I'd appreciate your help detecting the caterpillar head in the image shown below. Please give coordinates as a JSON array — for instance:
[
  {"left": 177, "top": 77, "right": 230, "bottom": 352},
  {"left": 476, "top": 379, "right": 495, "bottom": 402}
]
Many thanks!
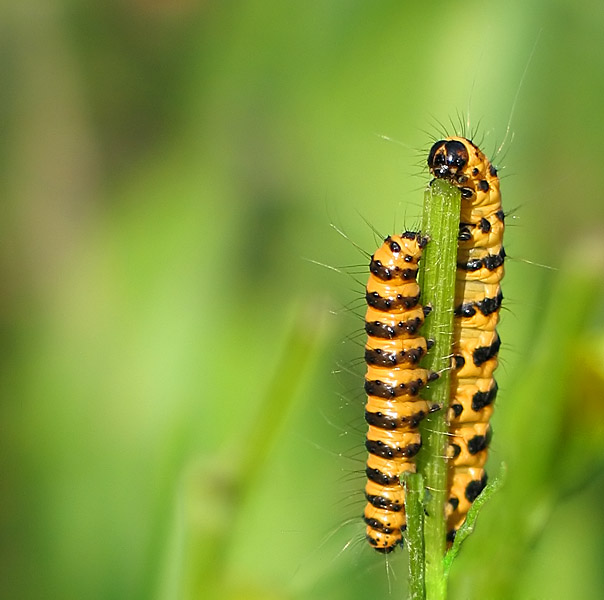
[{"left": 427, "top": 138, "right": 470, "bottom": 183}]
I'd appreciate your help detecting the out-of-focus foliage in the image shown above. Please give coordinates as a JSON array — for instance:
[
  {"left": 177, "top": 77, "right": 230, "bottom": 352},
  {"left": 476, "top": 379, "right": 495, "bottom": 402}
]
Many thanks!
[{"left": 2, "top": 2, "right": 604, "bottom": 599}]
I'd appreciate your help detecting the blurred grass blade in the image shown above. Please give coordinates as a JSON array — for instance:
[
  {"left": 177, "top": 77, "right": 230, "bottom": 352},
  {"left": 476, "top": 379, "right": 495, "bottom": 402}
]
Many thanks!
[{"left": 179, "top": 300, "right": 331, "bottom": 600}]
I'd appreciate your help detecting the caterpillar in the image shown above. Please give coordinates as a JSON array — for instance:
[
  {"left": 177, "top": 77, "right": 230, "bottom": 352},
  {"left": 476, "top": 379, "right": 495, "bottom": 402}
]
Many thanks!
[
  {"left": 363, "top": 232, "right": 438, "bottom": 552},
  {"left": 427, "top": 136, "right": 504, "bottom": 543}
]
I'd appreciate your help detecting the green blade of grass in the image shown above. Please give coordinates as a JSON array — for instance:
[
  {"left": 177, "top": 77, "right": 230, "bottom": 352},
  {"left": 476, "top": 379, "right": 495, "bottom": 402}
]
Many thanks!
[
  {"left": 415, "top": 179, "right": 461, "bottom": 600},
  {"left": 405, "top": 472, "right": 426, "bottom": 600},
  {"left": 443, "top": 463, "right": 507, "bottom": 577}
]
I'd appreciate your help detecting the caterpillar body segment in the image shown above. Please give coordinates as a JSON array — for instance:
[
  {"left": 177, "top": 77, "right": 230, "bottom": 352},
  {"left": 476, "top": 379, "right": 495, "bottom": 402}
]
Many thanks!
[
  {"left": 363, "top": 232, "right": 438, "bottom": 553},
  {"left": 427, "top": 136, "right": 504, "bottom": 543}
]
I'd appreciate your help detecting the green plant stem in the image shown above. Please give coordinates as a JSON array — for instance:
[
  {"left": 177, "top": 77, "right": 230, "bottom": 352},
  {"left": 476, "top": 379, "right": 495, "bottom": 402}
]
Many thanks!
[
  {"left": 416, "top": 179, "right": 461, "bottom": 600},
  {"left": 405, "top": 472, "right": 426, "bottom": 600}
]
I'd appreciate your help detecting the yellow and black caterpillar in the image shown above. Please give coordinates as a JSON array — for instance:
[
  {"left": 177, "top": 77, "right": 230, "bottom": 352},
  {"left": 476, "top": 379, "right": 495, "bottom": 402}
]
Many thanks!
[
  {"left": 363, "top": 232, "right": 438, "bottom": 552},
  {"left": 427, "top": 136, "right": 504, "bottom": 542}
]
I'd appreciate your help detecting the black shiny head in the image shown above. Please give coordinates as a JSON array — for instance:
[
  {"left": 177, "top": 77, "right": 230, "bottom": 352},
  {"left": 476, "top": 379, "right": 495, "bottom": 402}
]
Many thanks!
[{"left": 427, "top": 139, "right": 470, "bottom": 181}]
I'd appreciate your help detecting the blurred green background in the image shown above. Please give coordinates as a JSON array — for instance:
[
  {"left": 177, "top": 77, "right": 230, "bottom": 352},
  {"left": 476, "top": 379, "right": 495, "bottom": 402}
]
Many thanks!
[{"left": 3, "top": 1, "right": 604, "bottom": 599}]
